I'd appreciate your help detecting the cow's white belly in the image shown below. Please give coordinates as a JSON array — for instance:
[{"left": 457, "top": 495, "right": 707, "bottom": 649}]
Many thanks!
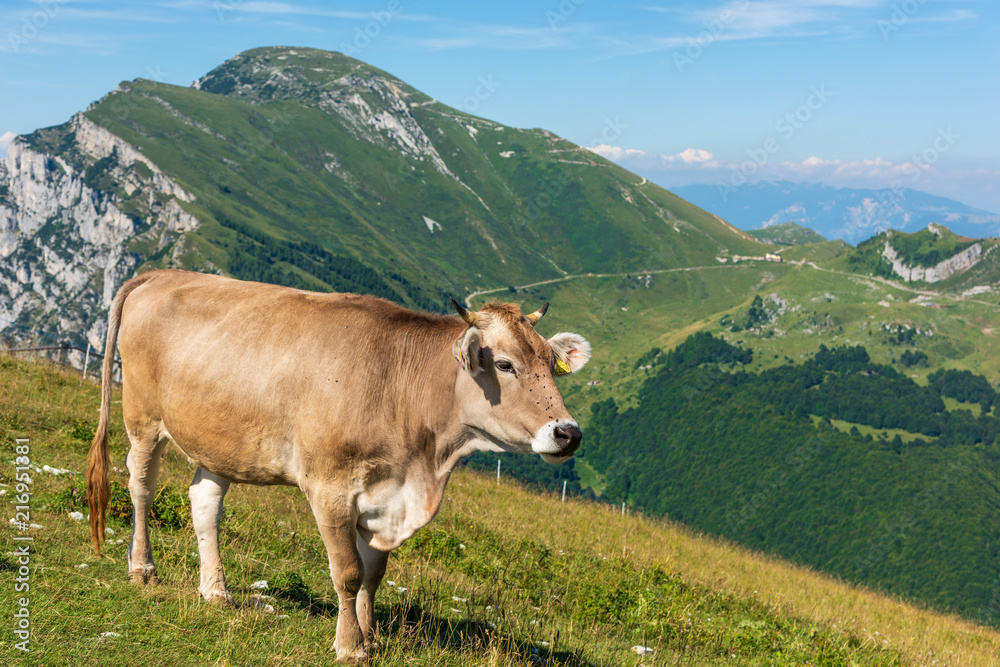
[{"left": 355, "top": 474, "right": 442, "bottom": 552}]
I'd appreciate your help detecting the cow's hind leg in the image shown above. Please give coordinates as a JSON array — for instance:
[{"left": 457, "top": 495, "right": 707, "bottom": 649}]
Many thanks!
[
  {"left": 356, "top": 537, "right": 389, "bottom": 643},
  {"left": 125, "top": 424, "right": 168, "bottom": 584},
  {"left": 189, "top": 468, "right": 233, "bottom": 604},
  {"left": 307, "top": 488, "right": 366, "bottom": 664}
]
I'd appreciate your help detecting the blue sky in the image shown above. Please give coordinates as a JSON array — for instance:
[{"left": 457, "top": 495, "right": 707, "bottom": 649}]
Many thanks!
[{"left": 1, "top": 0, "right": 998, "bottom": 211}]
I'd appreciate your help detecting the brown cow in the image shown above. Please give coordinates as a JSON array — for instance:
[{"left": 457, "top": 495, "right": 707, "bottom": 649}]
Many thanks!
[{"left": 86, "top": 269, "right": 591, "bottom": 663}]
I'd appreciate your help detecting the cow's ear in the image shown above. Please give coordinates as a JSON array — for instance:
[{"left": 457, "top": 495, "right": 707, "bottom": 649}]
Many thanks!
[
  {"left": 454, "top": 327, "right": 484, "bottom": 376},
  {"left": 548, "top": 333, "right": 592, "bottom": 375}
]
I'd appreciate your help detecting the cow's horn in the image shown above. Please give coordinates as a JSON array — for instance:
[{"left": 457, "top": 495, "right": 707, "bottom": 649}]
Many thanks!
[
  {"left": 525, "top": 302, "right": 549, "bottom": 326},
  {"left": 450, "top": 297, "right": 477, "bottom": 326}
]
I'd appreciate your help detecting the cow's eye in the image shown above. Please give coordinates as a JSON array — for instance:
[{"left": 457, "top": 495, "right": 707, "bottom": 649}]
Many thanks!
[{"left": 495, "top": 360, "right": 516, "bottom": 374}]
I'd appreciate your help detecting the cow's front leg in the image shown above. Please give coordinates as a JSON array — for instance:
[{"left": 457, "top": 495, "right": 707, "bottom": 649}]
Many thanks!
[
  {"left": 309, "top": 493, "right": 366, "bottom": 664},
  {"left": 356, "top": 537, "right": 389, "bottom": 642}
]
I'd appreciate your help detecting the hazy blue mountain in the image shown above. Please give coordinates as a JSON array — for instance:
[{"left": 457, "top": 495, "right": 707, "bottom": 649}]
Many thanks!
[{"left": 671, "top": 181, "right": 1000, "bottom": 244}]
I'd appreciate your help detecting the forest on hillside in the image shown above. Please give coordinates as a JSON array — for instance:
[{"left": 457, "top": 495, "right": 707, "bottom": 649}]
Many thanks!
[
  {"left": 489, "top": 332, "right": 1000, "bottom": 627},
  {"left": 216, "top": 217, "right": 441, "bottom": 311}
]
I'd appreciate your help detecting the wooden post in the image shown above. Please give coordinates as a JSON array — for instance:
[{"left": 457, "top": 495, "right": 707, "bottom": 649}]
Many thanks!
[
  {"left": 496, "top": 459, "right": 501, "bottom": 484},
  {"left": 82, "top": 343, "right": 91, "bottom": 380},
  {"left": 621, "top": 501, "right": 625, "bottom": 516},
  {"left": 562, "top": 480, "right": 567, "bottom": 502}
]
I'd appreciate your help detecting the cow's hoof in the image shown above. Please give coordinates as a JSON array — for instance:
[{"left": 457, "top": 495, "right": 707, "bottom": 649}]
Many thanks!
[
  {"left": 201, "top": 589, "right": 234, "bottom": 605},
  {"left": 128, "top": 567, "right": 158, "bottom": 585},
  {"left": 333, "top": 641, "right": 367, "bottom": 664}
]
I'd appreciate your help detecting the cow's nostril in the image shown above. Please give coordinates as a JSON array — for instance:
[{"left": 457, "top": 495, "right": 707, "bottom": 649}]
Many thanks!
[{"left": 554, "top": 425, "right": 582, "bottom": 453}]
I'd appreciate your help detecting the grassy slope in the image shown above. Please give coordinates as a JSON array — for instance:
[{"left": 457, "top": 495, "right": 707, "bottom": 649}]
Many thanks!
[
  {"left": 468, "top": 256, "right": 1000, "bottom": 429},
  {"left": 743, "top": 263, "right": 1000, "bottom": 382},
  {"left": 6, "top": 356, "right": 1000, "bottom": 665},
  {"left": 778, "top": 240, "right": 850, "bottom": 262},
  {"left": 748, "top": 222, "right": 827, "bottom": 246}
]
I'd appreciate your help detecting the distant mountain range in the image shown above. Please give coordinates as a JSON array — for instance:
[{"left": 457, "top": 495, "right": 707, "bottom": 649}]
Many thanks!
[{"left": 671, "top": 181, "right": 1000, "bottom": 244}]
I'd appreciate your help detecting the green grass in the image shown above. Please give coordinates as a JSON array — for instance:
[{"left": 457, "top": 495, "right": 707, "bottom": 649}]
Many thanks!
[
  {"left": 702, "top": 262, "right": 1000, "bottom": 383},
  {"left": 748, "top": 222, "right": 827, "bottom": 246},
  {"left": 778, "top": 240, "right": 850, "bottom": 262},
  {"left": 474, "top": 263, "right": 798, "bottom": 415},
  {"left": 572, "top": 459, "right": 604, "bottom": 496},
  {"left": 812, "top": 415, "right": 928, "bottom": 444},
  {"left": 6, "top": 354, "right": 989, "bottom": 665},
  {"left": 943, "top": 396, "right": 984, "bottom": 418}
]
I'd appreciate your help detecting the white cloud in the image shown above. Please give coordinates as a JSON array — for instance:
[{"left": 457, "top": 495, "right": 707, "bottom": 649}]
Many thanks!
[
  {"left": 222, "top": 2, "right": 434, "bottom": 21},
  {"left": 404, "top": 21, "right": 595, "bottom": 51},
  {"left": 0, "top": 131, "right": 15, "bottom": 157},
  {"left": 618, "top": 0, "right": 974, "bottom": 58},
  {"left": 769, "top": 156, "right": 930, "bottom": 183},
  {"left": 596, "top": 145, "right": 937, "bottom": 187},
  {"left": 588, "top": 145, "right": 647, "bottom": 161},
  {"left": 589, "top": 145, "right": 719, "bottom": 168}
]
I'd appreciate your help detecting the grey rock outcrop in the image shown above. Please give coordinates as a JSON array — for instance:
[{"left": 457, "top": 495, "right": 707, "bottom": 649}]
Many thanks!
[
  {"left": 0, "top": 114, "right": 201, "bottom": 353},
  {"left": 881, "top": 238, "right": 983, "bottom": 283}
]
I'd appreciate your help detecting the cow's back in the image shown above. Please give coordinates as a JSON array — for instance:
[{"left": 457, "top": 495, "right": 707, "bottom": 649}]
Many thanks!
[{"left": 117, "top": 270, "right": 463, "bottom": 486}]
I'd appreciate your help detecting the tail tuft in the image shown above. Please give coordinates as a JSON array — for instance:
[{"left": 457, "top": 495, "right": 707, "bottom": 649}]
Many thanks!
[{"left": 85, "top": 271, "right": 155, "bottom": 556}]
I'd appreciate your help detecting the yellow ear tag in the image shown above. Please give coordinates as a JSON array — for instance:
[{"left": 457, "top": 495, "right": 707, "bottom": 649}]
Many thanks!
[{"left": 554, "top": 359, "right": 572, "bottom": 376}]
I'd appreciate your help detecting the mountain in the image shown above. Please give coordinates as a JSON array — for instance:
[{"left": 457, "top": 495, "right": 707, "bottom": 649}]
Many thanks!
[
  {"left": 670, "top": 181, "right": 1000, "bottom": 244},
  {"left": 747, "top": 221, "right": 826, "bottom": 245},
  {"left": 836, "top": 224, "right": 1000, "bottom": 290},
  {"left": 0, "top": 46, "right": 762, "bottom": 352}
]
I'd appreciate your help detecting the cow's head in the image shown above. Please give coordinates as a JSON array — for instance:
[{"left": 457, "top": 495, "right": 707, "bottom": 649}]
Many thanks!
[{"left": 451, "top": 298, "right": 591, "bottom": 463}]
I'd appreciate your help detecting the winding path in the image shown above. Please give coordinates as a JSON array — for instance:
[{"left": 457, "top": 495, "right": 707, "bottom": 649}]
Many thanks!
[
  {"left": 464, "top": 260, "right": 999, "bottom": 310},
  {"left": 463, "top": 264, "right": 739, "bottom": 307}
]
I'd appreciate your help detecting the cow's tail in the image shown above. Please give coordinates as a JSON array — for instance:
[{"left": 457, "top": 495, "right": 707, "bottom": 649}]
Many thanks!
[{"left": 86, "top": 272, "right": 156, "bottom": 556}]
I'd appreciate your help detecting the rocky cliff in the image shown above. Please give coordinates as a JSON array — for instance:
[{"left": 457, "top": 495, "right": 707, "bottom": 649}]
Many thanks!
[
  {"left": 0, "top": 112, "right": 202, "bottom": 350},
  {"left": 881, "top": 238, "right": 983, "bottom": 283}
]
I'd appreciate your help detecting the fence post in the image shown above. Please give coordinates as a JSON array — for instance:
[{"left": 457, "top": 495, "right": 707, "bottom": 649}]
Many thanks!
[
  {"left": 82, "top": 343, "right": 91, "bottom": 380},
  {"left": 496, "top": 459, "right": 501, "bottom": 484},
  {"left": 621, "top": 501, "right": 625, "bottom": 516},
  {"left": 562, "top": 480, "right": 567, "bottom": 502}
]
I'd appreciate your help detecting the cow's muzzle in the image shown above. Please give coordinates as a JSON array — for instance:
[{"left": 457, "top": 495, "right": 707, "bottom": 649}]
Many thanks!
[
  {"left": 532, "top": 419, "right": 583, "bottom": 462},
  {"left": 553, "top": 425, "right": 582, "bottom": 455}
]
